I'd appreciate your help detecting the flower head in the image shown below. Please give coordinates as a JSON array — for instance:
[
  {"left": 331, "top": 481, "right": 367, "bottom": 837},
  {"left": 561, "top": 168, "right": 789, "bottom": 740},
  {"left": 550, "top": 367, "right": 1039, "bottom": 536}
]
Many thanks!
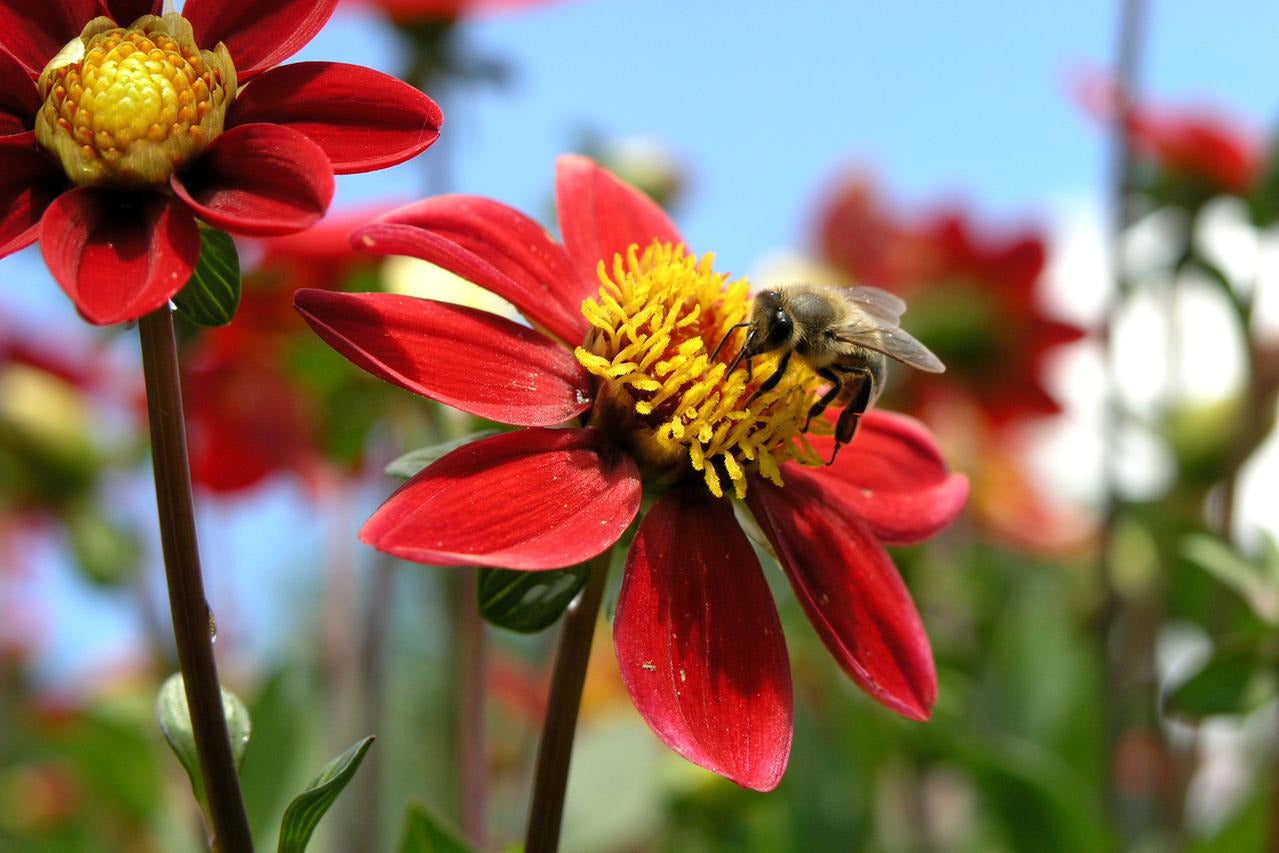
[
  {"left": 295, "top": 156, "right": 968, "bottom": 790},
  {"left": 0, "top": 0, "right": 442, "bottom": 325}
]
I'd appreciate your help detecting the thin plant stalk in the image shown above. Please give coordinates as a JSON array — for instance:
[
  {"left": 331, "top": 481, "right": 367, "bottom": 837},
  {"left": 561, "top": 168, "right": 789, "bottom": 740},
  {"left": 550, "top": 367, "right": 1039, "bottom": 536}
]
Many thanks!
[
  {"left": 1098, "top": 0, "right": 1147, "bottom": 837},
  {"left": 456, "top": 570, "right": 488, "bottom": 847},
  {"left": 139, "top": 307, "right": 253, "bottom": 852},
  {"left": 524, "top": 553, "right": 611, "bottom": 853}
]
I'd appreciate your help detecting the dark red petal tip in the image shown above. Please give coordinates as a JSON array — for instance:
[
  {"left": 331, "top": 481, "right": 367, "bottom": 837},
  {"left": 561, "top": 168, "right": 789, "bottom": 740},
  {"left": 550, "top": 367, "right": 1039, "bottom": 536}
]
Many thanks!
[
  {"left": 747, "top": 473, "right": 937, "bottom": 721},
  {"left": 555, "top": 154, "right": 682, "bottom": 281},
  {"left": 360, "top": 428, "right": 641, "bottom": 570},
  {"left": 172, "top": 123, "right": 334, "bottom": 237},
  {"left": 0, "top": 134, "right": 66, "bottom": 257},
  {"left": 228, "top": 62, "right": 442, "bottom": 174},
  {"left": 182, "top": 0, "right": 339, "bottom": 80},
  {"left": 350, "top": 195, "right": 592, "bottom": 344},
  {"left": 40, "top": 189, "right": 200, "bottom": 325},
  {"left": 615, "top": 488, "right": 793, "bottom": 791},
  {"left": 293, "top": 289, "right": 592, "bottom": 426},
  {"left": 0, "top": 0, "right": 97, "bottom": 77}
]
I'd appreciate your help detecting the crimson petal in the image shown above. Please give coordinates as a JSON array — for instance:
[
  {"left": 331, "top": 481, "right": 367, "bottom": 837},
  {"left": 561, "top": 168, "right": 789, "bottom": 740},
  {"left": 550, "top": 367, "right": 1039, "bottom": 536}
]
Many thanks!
[
  {"left": 0, "top": 134, "right": 66, "bottom": 257},
  {"left": 362, "top": 428, "right": 641, "bottom": 570},
  {"left": 0, "top": 47, "right": 39, "bottom": 136},
  {"left": 798, "top": 410, "right": 968, "bottom": 544},
  {"left": 747, "top": 472, "right": 937, "bottom": 721},
  {"left": 556, "top": 154, "right": 682, "bottom": 283},
  {"left": 172, "top": 123, "right": 333, "bottom": 237},
  {"left": 352, "top": 196, "right": 592, "bottom": 345},
  {"left": 228, "top": 62, "right": 441, "bottom": 174},
  {"left": 182, "top": 0, "right": 338, "bottom": 81},
  {"left": 101, "top": 0, "right": 161, "bottom": 23},
  {"left": 615, "top": 487, "right": 792, "bottom": 791},
  {"left": 294, "top": 289, "right": 592, "bottom": 426},
  {"left": 40, "top": 188, "right": 200, "bottom": 325},
  {"left": 0, "top": 0, "right": 96, "bottom": 77}
]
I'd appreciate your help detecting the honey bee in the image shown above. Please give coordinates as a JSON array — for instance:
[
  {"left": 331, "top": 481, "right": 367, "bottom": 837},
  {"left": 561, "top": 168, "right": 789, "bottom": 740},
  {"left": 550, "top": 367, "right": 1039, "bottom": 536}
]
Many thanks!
[{"left": 711, "top": 284, "right": 945, "bottom": 464}]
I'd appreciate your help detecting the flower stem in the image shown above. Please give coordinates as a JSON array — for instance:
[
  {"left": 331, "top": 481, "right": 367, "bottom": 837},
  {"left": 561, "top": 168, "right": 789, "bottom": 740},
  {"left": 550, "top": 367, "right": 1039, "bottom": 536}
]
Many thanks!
[
  {"left": 524, "top": 552, "right": 611, "bottom": 853},
  {"left": 455, "top": 570, "right": 488, "bottom": 847},
  {"left": 138, "top": 307, "right": 253, "bottom": 852}
]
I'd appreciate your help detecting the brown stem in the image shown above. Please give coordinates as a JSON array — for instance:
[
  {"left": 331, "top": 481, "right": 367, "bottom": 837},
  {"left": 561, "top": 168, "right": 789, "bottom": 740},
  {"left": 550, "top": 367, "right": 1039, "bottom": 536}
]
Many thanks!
[
  {"left": 455, "top": 570, "right": 489, "bottom": 847},
  {"left": 523, "top": 553, "right": 610, "bottom": 853},
  {"left": 1098, "top": 0, "right": 1147, "bottom": 837},
  {"left": 139, "top": 308, "right": 253, "bottom": 852}
]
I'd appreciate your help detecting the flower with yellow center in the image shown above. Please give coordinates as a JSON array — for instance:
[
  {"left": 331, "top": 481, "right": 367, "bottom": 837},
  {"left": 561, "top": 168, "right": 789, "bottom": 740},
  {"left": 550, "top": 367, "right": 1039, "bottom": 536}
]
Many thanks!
[
  {"left": 296, "top": 155, "right": 969, "bottom": 792},
  {"left": 0, "top": 0, "right": 442, "bottom": 325},
  {"left": 575, "top": 240, "right": 824, "bottom": 498}
]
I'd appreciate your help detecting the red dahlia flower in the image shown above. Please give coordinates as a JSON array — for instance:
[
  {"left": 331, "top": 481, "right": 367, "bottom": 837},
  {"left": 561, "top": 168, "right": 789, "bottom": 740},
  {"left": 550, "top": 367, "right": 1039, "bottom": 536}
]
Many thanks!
[
  {"left": 0, "top": 0, "right": 441, "bottom": 325},
  {"left": 295, "top": 156, "right": 968, "bottom": 790}
]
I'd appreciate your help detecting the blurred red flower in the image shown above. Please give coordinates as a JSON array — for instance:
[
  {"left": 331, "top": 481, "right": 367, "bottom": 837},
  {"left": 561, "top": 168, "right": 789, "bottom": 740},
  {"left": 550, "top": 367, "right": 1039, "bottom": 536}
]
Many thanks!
[
  {"left": 1077, "top": 76, "right": 1262, "bottom": 196},
  {"left": 815, "top": 176, "right": 1085, "bottom": 430},
  {"left": 182, "top": 213, "right": 380, "bottom": 494},
  {"left": 0, "top": 0, "right": 441, "bottom": 325},
  {"left": 296, "top": 156, "right": 967, "bottom": 790}
]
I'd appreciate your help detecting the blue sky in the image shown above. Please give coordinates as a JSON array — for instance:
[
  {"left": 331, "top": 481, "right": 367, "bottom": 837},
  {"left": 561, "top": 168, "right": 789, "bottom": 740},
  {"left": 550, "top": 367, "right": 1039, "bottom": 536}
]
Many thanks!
[{"left": 6, "top": 0, "right": 1279, "bottom": 682}]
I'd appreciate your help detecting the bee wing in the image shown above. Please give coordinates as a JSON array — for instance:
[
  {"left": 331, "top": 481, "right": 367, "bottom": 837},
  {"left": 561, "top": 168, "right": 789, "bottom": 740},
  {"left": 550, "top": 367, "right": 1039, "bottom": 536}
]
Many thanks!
[
  {"left": 835, "top": 319, "right": 946, "bottom": 374},
  {"left": 844, "top": 285, "right": 907, "bottom": 324}
]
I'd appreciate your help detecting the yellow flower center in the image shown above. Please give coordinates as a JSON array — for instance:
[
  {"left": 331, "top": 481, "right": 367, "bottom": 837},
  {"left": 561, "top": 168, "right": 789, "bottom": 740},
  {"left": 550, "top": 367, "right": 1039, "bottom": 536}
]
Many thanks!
[
  {"left": 576, "top": 241, "right": 826, "bottom": 499},
  {"left": 35, "top": 14, "right": 236, "bottom": 188}
]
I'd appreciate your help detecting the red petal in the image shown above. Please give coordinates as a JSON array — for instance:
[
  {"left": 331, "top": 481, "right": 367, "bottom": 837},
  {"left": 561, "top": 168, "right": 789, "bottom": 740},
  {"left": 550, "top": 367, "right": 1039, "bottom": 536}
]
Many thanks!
[
  {"left": 182, "top": 0, "right": 338, "bottom": 81},
  {"left": 556, "top": 154, "right": 682, "bottom": 281},
  {"left": 746, "top": 472, "right": 936, "bottom": 720},
  {"left": 293, "top": 289, "right": 592, "bottom": 426},
  {"left": 0, "top": 47, "right": 39, "bottom": 135},
  {"left": 0, "top": 0, "right": 96, "bottom": 77},
  {"left": 102, "top": 0, "right": 161, "bottom": 23},
  {"left": 0, "top": 134, "right": 65, "bottom": 257},
  {"left": 40, "top": 189, "right": 200, "bottom": 325},
  {"left": 799, "top": 410, "right": 968, "bottom": 545},
  {"left": 362, "top": 428, "right": 641, "bottom": 570},
  {"left": 352, "top": 196, "right": 592, "bottom": 345},
  {"left": 172, "top": 123, "right": 334, "bottom": 236},
  {"left": 614, "top": 488, "right": 792, "bottom": 791},
  {"left": 228, "top": 62, "right": 441, "bottom": 174}
]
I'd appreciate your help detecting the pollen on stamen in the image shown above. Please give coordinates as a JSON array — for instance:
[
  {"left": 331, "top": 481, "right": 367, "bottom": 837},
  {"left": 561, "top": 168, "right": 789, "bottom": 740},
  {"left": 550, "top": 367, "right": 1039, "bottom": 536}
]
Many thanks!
[{"left": 575, "top": 240, "right": 825, "bottom": 499}]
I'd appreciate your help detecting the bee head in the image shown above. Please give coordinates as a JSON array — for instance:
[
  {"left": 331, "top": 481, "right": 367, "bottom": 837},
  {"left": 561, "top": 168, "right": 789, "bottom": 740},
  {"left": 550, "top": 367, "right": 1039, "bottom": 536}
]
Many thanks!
[{"left": 749, "top": 289, "right": 793, "bottom": 354}]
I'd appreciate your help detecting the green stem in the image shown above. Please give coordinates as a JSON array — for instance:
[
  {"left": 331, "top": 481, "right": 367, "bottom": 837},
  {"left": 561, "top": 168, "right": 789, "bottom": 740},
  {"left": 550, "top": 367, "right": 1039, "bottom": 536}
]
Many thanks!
[
  {"left": 456, "top": 570, "right": 488, "bottom": 848},
  {"left": 523, "top": 552, "right": 611, "bottom": 853},
  {"left": 139, "top": 308, "right": 253, "bottom": 852}
]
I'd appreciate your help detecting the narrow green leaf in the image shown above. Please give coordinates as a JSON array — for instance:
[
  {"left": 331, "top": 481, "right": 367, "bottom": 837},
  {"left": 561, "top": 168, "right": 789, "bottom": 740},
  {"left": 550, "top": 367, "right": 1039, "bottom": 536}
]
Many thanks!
[
  {"left": 396, "top": 801, "right": 477, "bottom": 853},
  {"left": 1163, "top": 644, "right": 1274, "bottom": 720},
  {"left": 478, "top": 564, "right": 588, "bottom": 633},
  {"left": 1184, "top": 533, "right": 1279, "bottom": 625},
  {"left": 156, "top": 673, "right": 252, "bottom": 806},
  {"left": 385, "top": 430, "right": 501, "bottom": 479},
  {"left": 277, "top": 736, "right": 375, "bottom": 853},
  {"left": 173, "top": 227, "right": 241, "bottom": 327}
]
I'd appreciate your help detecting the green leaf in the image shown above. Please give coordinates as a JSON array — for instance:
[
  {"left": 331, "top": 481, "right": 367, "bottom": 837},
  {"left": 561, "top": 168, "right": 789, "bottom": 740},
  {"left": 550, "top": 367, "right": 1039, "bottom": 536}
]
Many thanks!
[
  {"left": 478, "top": 564, "right": 588, "bottom": 633},
  {"left": 385, "top": 430, "right": 501, "bottom": 479},
  {"left": 396, "top": 801, "right": 477, "bottom": 853},
  {"left": 1184, "top": 533, "right": 1279, "bottom": 625},
  {"left": 277, "top": 736, "right": 375, "bottom": 853},
  {"left": 1163, "top": 643, "right": 1274, "bottom": 720},
  {"left": 156, "top": 673, "right": 252, "bottom": 806},
  {"left": 173, "top": 227, "right": 241, "bottom": 327}
]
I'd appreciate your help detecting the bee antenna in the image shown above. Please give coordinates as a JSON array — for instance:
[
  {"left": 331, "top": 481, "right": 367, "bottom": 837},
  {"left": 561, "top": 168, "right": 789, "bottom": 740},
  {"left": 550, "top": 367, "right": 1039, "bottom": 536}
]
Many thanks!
[
  {"left": 724, "top": 328, "right": 755, "bottom": 377},
  {"left": 709, "top": 321, "right": 751, "bottom": 363}
]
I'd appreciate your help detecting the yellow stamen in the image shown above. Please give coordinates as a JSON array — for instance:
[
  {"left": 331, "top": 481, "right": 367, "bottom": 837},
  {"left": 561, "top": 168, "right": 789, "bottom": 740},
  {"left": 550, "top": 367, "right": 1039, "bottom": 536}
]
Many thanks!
[
  {"left": 576, "top": 241, "right": 825, "bottom": 499},
  {"left": 34, "top": 13, "right": 236, "bottom": 188}
]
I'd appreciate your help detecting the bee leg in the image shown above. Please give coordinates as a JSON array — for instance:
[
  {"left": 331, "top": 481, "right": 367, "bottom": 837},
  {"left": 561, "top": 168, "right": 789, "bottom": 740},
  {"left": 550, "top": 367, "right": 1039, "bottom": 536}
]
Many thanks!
[
  {"left": 828, "top": 369, "right": 875, "bottom": 465},
  {"left": 745, "top": 350, "right": 790, "bottom": 405},
  {"left": 803, "top": 368, "right": 843, "bottom": 433}
]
